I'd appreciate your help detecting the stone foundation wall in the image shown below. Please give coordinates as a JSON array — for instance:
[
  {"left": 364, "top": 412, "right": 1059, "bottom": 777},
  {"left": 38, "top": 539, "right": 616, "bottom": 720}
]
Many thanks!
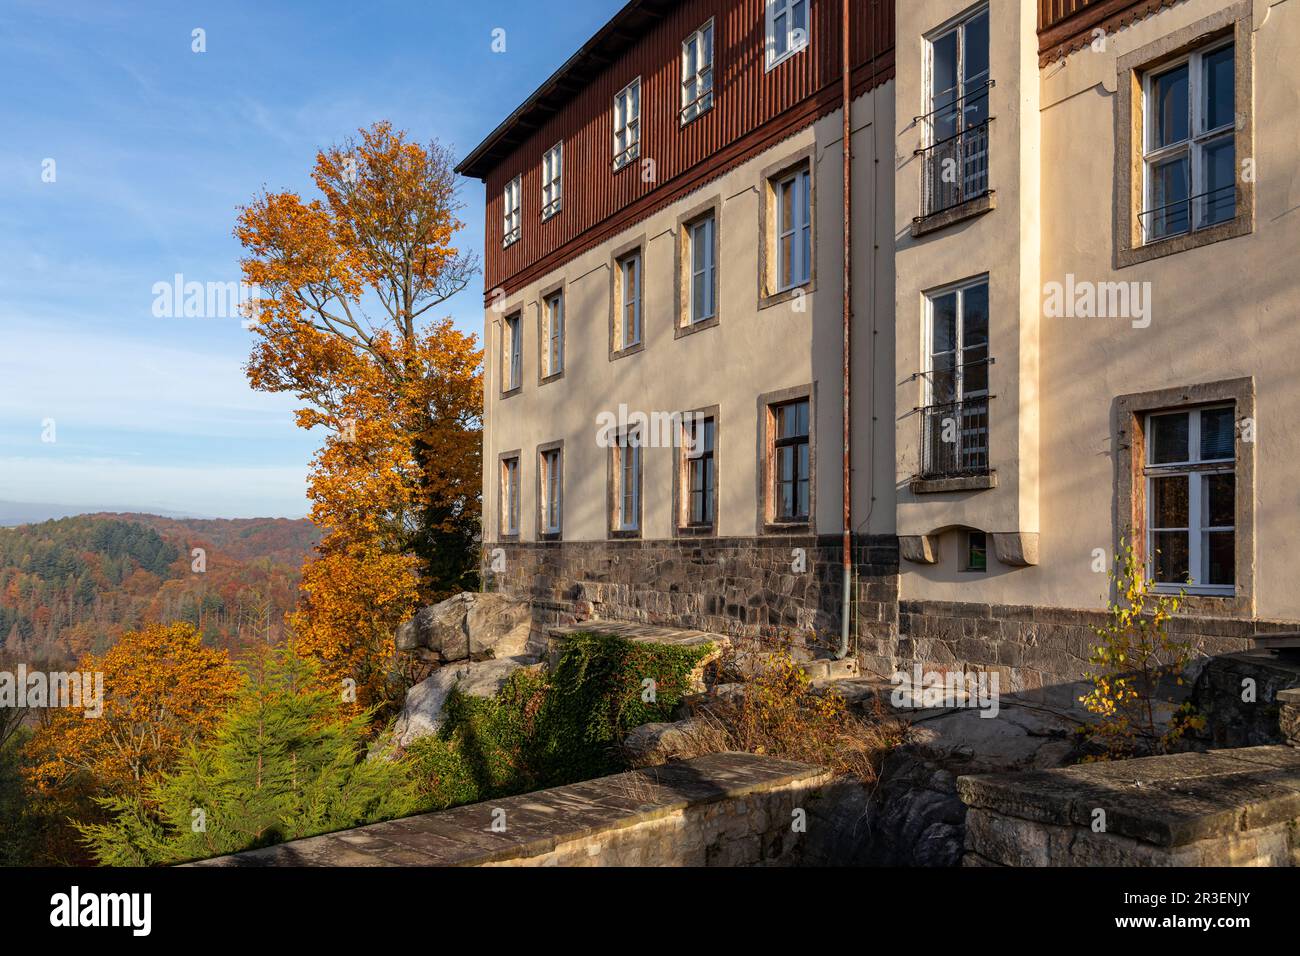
[
  {"left": 483, "top": 534, "right": 899, "bottom": 667},
  {"left": 898, "top": 599, "right": 1300, "bottom": 706}
]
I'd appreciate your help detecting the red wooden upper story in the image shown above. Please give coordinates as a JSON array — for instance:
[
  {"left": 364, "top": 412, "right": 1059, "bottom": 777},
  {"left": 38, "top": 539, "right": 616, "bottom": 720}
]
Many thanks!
[
  {"left": 457, "top": 0, "right": 896, "bottom": 300},
  {"left": 456, "top": 0, "right": 1172, "bottom": 299}
]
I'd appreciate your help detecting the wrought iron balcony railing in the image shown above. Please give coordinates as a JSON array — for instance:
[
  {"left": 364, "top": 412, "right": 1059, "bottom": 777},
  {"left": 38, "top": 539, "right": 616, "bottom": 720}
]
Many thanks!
[
  {"left": 1138, "top": 183, "right": 1236, "bottom": 242},
  {"left": 918, "top": 396, "right": 991, "bottom": 480},
  {"left": 915, "top": 81, "right": 994, "bottom": 219}
]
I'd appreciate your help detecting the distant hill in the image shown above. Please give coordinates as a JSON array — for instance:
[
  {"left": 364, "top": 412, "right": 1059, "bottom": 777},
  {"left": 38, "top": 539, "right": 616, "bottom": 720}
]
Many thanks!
[
  {"left": 0, "top": 514, "right": 321, "bottom": 665},
  {"left": 0, "top": 500, "right": 206, "bottom": 527}
]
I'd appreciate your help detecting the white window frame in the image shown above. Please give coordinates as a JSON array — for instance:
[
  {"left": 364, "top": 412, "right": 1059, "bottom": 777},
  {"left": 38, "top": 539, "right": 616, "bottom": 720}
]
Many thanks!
[
  {"left": 613, "top": 77, "right": 641, "bottom": 171},
  {"left": 684, "top": 416, "right": 716, "bottom": 527},
  {"left": 501, "top": 456, "right": 520, "bottom": 536},
  {"left": 544, "top": 291, "right": 564, "bottom": 377},
  {"left": 922, "top": 5, "right": 991, "bottom": 205},
  {"left": 619, "top": 252, "right": 641, "bottom": 348},
  {"left": 540, "top": 448, "right": 562, "bottom": 535},
  {"left": 775, "top": 166, "right": 811, "bottom": 291},
  {"left": 1145, "top": 405, "right": 1236, "bottom": 596},
  {"left": 923, "top": 277, "right": 989, "bottom": 407},
  {"left": 616, "top": 430, "right": 641, "bottom": 532},
  {"left": 542, "top": 142, "right": 563, "bottom": 220},
  {"left": 1141, "top": 37, "right": 1236, "bottom": 243},
  {"left": 923, "top": 276, "right": 990, "bottom": 475},
  {"left": 504, "top": 312, "right": 522, "bottom": 391},
  {"left": 688, "top": 213, "right": 716, "bottom": 323},
  {"left": 681, "top": 20, "right": 715, "bottom": 124},
  {"left": 502, "top": 175, "right": 521, "bottom": 247},
  {"left": 765, "top": 0, "right": 810, "bottom": 71}
]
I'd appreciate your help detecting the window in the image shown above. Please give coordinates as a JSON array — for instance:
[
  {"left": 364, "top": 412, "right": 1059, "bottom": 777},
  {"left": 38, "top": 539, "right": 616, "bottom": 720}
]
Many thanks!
[
  {"left": 922, "top": 278, "right": 989, "bottom": 478},
  {"left": 765, "top": 0, "right": 809, "bottom": 70},
  {"left": 614, "top": 430, "right": 641, "bottom": 532},
  {"left": 540, "top": 447, "right": 562, "bottom": 535},
  {"left": 684, "top": 416, "right": 715, "bottom": 527},
  {"left": 688, "top": 213, "right": 716, "bottom": 323},
  {"left": 963, "top": 531, "right": 987, "bottom": 572},
  {"left": 503, "top": 312, "right": 522, "bottom": 392},
  {"left": 1145, "top": 405, "right": 1235, "bottom": 593},
  {"left": 618, "top": 251, "right": 641, "bottom": 348},
  {"left": 501, "top": 455, "right": 520, "bottom": 536},
  {"left": 502, "top": 175, "right": 521, "bottom": 246},
  {"left": 543, "top": 291, "right": 564, "bottom": 378},
  {"left": 541, "top": 142, "right": 563, "bottom": 219},
  {"left": 773, "top": 400, "right": 809, "bottom": 522},
  {"left": 775, "top": 166, "right": 811, "bottom": 290},
  {"left": 922, "top": 6, "right": 990, "bottom": 216},
  {"left": 681, "top": 20, "right": 714, "bottom": 123},
  {"left": 1141, "top": 39, "right": 1235, "bottom": 242},
  {"left": 613, "top": 78, "right": 641, "bottom": 170}
]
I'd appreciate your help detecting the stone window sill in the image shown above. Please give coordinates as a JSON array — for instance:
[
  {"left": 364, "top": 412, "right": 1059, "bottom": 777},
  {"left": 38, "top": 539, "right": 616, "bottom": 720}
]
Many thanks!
[
  {"left": 911, "top": 192, "right": 996, "bottom": 239},
  {"left": 910, "top": 473, "right": 998, "bottom": 495}
]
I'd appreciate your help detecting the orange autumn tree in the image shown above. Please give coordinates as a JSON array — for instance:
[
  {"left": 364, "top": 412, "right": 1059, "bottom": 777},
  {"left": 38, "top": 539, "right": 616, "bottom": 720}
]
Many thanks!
[
  {"left": 236, "top": 121, "right": 482, "bottom": 709},
  {"left": 25, "top": 621, "right": 243, "bottom": 800}
]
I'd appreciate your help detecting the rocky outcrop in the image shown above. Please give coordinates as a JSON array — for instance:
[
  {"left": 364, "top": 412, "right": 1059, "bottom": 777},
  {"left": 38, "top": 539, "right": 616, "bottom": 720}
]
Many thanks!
[
  {"left": 396, "top": 592, "right": 535, "bottom": 664},
  {"left": 393, "top": 656, "right": 540, "bottom": 747},
  {"left": 622, "top": 718, "right": 725, "bottom": 767},
  {"left": 859, "top": 700, "right": 1085, "bottom": 865}
]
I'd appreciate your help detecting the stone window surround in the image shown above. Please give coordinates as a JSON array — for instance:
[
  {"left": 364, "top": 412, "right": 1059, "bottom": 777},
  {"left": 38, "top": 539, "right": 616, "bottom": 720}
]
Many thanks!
[
  {"left": 537, "top": 279, "right": 566, "bottom": 385},
  {"left": 535, "top": 439, "right": 564, "bottom": 542},
  {"left": 497, "top": 448, "right": 522, "bottom": 541},
  {"left": 606, "top": 428, "right": 644, "bottom": 540},
  {"left": 674, "top": 195, "right": 722, "bottom": 338},
  {"left": 608, "top": 233, "right": 647, "bottom": 361},
  {"left": 1114, "top": 376, "right": 1255, "bottom": 618},
  {"left": 1114, "top": 2, "right": 1254, "bottom": 269},
  {"left": 672, "top": 403, "right": 720, "bottom": 538},
  {"left": 756, "top": 383, "right": 816, "bottom": 535},
  {"left": 500, "top": 307, "right": 524, "bottom": 399},
  {"left": 757, "top": 144, "right": 816, "bottom": 310}
]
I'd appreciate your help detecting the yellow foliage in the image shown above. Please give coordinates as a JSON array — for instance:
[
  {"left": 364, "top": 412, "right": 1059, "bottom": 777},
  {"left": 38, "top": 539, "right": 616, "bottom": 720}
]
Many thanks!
[
  {"left": 1079, "top": 540, "right": 1205, "bottom": 759},
  {"left": 234, "top": 121, "right": 483, "bottom": 708},
  {"left": 24, "top": 622, "right": 243, "bottom": 799}
]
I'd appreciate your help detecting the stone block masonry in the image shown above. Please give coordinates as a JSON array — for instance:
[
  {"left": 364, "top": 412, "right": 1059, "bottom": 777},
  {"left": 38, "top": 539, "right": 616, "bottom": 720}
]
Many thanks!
[
  {"left": 190, "top": 752, "right": 840, "bottom": 867},
  {"left": 483, "top": 534, "right": 900, "bottom": 671},
  {"left": 899, "top": 599, "right": 1300, "bottom": 708},
  {"left": 958, "top": 746, "right": 1300, "bottom": 866}
]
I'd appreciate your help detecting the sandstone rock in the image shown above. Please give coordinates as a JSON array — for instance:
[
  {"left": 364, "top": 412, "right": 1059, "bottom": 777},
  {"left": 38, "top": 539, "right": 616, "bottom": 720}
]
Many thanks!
[
  {"left": 906, "top": 701, "right": 1083, "bottom": 774},
  {"left": 622, "top": 718, "right": 724, "bottom": 766},
  {"left": 396, "top": 592, "right": 534, "bottom": 663},
  {"left": 393, "top": 656, "right": 538, "bottom": 747}
]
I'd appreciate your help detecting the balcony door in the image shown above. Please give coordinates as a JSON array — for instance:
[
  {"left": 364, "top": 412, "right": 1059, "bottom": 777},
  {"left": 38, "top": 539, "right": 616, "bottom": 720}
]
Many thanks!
[
  {"left": 924, "top": 278, "right": 989, "bottom": 477},
  {"left": 925, "top": 6, "right": 990, "bottom": 213}
]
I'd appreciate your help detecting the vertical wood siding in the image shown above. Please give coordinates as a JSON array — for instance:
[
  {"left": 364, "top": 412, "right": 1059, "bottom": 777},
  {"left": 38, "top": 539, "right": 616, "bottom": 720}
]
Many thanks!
[{"left": 481, "top": 0, "right": 895, "bottom": 297}]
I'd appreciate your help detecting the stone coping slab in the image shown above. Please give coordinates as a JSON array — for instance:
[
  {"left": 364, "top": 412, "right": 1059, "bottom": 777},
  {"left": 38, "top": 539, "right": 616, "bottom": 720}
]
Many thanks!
[
  {"left": 957, "top": 745, "right": 1300, "bottom": 848},
  {"left": 188, "top": 752, "right": 829, "bottom": 867},
  {"left": 547, "top": 619, "right": 727, "bottom": 649}
]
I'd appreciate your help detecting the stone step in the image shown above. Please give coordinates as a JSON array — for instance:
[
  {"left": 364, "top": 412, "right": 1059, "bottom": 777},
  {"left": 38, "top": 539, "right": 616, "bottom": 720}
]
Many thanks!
[{"left": 1254, "top": 632, "right": 1300, "bottom": 659}]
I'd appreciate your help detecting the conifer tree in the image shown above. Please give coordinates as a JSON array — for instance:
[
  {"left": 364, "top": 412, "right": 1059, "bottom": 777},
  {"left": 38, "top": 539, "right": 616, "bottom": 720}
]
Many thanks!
[{"left": 79, "top": 646, "right": 415, "bottom": 865}]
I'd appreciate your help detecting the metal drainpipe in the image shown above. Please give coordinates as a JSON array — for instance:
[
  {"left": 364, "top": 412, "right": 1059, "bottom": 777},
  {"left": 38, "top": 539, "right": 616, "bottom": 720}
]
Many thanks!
[{"left": 836, "top": 0, "right": 853, "bottom": 661}]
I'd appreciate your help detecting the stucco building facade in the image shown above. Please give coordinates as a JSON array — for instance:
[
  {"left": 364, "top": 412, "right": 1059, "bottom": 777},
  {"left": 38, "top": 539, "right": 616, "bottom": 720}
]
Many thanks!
[{"left": 458, "top": 0, "right": 1300, "bottom": 697}]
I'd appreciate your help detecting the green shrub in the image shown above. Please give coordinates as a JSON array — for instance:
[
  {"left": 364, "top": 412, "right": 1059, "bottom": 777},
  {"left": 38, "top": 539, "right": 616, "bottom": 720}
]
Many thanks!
[
  {"left": 77, "top": 647, "right": 416, "bottom": 865},
  {"left": 407, "top": 632, "right": 711, "bottom": 810}
]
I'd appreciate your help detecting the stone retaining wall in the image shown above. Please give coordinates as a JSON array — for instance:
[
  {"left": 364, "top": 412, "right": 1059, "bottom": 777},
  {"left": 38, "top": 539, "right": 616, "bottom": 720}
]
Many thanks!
[
  {"left": 191, "top": 752, "right": 854, "bottom": 868},
  {"left": 958, "top": 746, "right": 1300, "bottom": 866},
  {"left": 484, "top": 534, "right": 899, "bottom": 668}
]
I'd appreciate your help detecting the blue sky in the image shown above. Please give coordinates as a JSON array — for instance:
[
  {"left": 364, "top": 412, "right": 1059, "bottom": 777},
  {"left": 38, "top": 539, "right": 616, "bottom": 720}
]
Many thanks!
[{"left": 0, "top": 0, "right": 621, "bottom": 518}]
